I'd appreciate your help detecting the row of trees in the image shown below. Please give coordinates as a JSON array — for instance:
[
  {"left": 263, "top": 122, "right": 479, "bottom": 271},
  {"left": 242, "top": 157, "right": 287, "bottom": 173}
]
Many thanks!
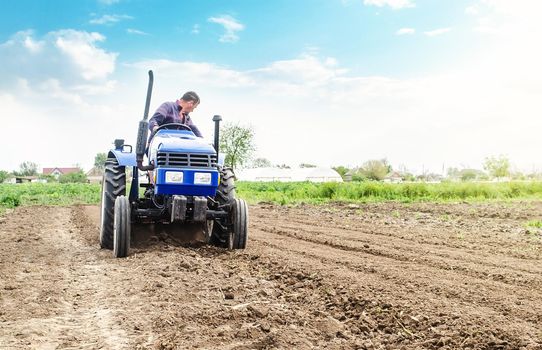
[
  {"left": 0, "top": 161, "right": 41, "bottom": 183},
  {"left": 0, "top": 162, "right": 88, "bottom": 184},
  {"left": 241, "top": 155, "right": 530, "bottom": 182},
  {"left": 329, "top": 155, "right": 527, "bottom": 182},
  {"left": 217, "top": 124, "right": 523, "bottom": 182}
]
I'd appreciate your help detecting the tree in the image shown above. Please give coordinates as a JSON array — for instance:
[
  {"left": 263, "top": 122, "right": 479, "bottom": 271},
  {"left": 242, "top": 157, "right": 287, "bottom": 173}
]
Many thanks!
[
  {"left": 483, "top": 155, "right": 510, "bottom": 180},
  {"left": 459, "top": 169, "right": 481, "bottom": 182},
  {"left": 359, "top": 159, "right": 390, "bottom": 181},
  {"left": 251, "top": 157, "right": 272, "bottom": 168},
  {"left": 14, "top": 161, "right": 38, "bottom": 176},
  {"left": 219, "top": 123, "right": 255, "bottom": 170},
  {"left": 332, "top": 166, "right": 349, "bottom": 179},
  {"left": 94, "top": 153, "right": 107, "bottom": 170},
  {"left": 0, "top": 170, "right": 10, "bottom": 183},
  {"left": 351, "top": 173, "right": 368, "bottom": 182},
  {"left": 59, "top": 169, "right": 87, "bottom": 183},
  {"left": 446, "top": 167, "right": 460, "bottom": 180},
  {"left": 400, "top": 172, "right": 416, "bottom": 182}
]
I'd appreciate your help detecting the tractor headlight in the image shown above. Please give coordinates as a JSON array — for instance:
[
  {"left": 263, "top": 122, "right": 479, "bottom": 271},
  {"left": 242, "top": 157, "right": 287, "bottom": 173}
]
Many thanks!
[
  {"left": 165, "top": 171, "right": 183, "bottom": 183},
  {"left": 194, "top": 172, "right": 212, "bottom": 185}
]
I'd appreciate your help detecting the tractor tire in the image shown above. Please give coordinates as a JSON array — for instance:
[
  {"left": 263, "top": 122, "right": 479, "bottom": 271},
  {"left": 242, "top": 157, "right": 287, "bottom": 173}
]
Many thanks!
[
  {"left": 216, "top": 167, "right": 236, "bottom": 203},
  {"left": 113, "top": 195, "right": 131, "bottom": 258},
  {"left": 211, "top": 167, "right": 236, "bottom": 247},
  {"left": 99, "top": 158, "right": 126, "bottom": 249},
  {"left": 231, "top": 198, "right": 248, "bottom": 250}
]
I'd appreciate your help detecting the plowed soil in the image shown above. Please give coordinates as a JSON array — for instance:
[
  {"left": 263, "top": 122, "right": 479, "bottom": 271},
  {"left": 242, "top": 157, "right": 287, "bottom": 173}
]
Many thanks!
[{"left": 1, "top": 202, "right": 541, "bottom": 349}]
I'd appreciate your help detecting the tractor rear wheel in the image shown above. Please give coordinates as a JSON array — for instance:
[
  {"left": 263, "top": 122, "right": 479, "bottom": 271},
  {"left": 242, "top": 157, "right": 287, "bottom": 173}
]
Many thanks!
[
  {"left": 99, "top": 158, "right": 126, "bottom": 249},
  {"left": 113, "top": 195, "right": 131, "bottom": 258},
  {"left": 216, "top": 167, "right": 236, "bottom": 203}
]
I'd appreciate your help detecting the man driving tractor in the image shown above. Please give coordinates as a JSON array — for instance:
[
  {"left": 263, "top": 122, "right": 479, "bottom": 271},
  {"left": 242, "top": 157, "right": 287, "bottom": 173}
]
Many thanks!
[{"left": 148, "top": 91, "right": 202, "bottom": 138}]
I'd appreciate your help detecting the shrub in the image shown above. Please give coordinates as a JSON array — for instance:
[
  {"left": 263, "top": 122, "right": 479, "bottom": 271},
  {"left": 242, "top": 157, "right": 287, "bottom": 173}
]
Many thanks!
[
  {"left": 0, "top": 194, "right": 21, "bottom": 208},
  {"left": 59, "top": 171, "right": 87, "bottom": 183}
]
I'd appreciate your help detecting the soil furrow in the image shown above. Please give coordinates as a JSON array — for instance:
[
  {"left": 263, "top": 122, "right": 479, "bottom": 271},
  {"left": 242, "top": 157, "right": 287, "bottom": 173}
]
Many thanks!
[
  {"left": 250, "top": 228, "right": 542, "bottom": 324},
  {"left": 253, "top": 221, "right": 542, "bottom": 288}
]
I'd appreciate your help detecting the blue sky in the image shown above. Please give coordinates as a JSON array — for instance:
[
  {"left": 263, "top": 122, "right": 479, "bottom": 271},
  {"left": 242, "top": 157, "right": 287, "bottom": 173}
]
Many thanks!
[
  {"left": 0, "top": 0, "right": 477, "bottom": 75},
  {"left": 1, "top": 0, "right": 541, "bottom": 174}
]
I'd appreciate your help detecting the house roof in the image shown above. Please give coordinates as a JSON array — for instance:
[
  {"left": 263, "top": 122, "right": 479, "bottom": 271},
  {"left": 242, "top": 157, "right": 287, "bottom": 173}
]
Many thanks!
[
  {"left": 42, "top": 167, "right": 80, "bottom": 175},
  {"left": 86, "top": 167, "right": 104, "bottom": 176}
]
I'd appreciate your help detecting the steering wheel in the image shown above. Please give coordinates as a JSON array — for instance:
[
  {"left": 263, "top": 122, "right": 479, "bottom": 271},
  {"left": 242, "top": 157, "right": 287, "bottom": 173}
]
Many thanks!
[{"left": 155, "top": 123, "right": 193, "bottom": 133}]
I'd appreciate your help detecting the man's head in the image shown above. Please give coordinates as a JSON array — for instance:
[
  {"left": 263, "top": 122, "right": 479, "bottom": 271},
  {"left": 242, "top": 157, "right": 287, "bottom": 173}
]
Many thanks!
[{"left": 178, "top": 91, "right": 200, "bottom": 113}]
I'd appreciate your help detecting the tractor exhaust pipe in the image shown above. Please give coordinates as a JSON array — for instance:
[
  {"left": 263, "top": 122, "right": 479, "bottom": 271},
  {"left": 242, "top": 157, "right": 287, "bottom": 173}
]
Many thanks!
[
  {"left": 136, "top": 70, "right": 155, "bottom": 171},
  {"left": 212, "top": 115, "right": 222, "bottom": 154}
]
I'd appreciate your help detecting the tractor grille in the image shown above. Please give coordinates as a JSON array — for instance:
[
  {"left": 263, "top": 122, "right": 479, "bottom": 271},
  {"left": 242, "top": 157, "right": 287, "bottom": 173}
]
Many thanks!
[{"left": 157, "top": 152, "right": 217, "bottom": 168}]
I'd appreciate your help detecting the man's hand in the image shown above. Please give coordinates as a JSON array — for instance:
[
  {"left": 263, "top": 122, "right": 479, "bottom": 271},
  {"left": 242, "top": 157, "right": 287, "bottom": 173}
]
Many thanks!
[{"left": 152, "top": 125, "right": 159, "bottom": 133}]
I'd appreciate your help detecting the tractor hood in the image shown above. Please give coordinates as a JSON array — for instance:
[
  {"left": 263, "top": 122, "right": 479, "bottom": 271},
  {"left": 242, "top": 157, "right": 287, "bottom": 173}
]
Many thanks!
[{"left": 149, "top": 130, "right": 216, "bottom": 154}]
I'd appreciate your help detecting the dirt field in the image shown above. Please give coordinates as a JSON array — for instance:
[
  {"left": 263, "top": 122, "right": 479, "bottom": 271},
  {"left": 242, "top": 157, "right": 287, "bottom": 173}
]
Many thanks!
[{"left": 1, "top": 201, "right": 541, "bottom": 349}]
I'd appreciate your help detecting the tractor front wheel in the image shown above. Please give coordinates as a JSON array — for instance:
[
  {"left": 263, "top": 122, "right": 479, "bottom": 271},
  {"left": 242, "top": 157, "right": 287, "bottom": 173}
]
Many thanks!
[
  {"left": 113, "top": 195, "right": 131, "bottom": 258},
  {"left": 228, "top": 198, "right": 248, "bottom": 250}
]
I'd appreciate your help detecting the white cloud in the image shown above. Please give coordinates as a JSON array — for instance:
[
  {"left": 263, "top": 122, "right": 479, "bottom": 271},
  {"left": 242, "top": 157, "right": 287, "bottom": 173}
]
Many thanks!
[
  {"left": 396, "top": 28, "right": 415, "bottom": 35},
  {"left": 128, "top": 60, "right": 255, "bottom": 88},
  {"left": 363, "top": 0, "right": 415, "bottom": 10},
  {"left": 23, "top": 36, "right": 45, "bottom": 53},
  {"left": 467, "top": 0, "right": 542, "bottom": 35},
  {"left": 465, "top": 5, "right": 479, "bottom": 15},
  {"left": 0, "top": 29, "right": 117, "bottom": 97},
  {"left": 424, "top": 28, "right": 451, "bottom": 37},
  {"left": 89, "top": 14, "right": 133, "bottom": 25},
  {"left": 53, "top": 30, "right": 117, "bottom": 80},
  {"left": 192, "top": 24, "right": 200, "bottom": 35},
  {"left": 126, "top": 28, "right": 149, "bottom": 35},
  {"left": 208, "top": 15, "right": 245, "bottom": 43}
]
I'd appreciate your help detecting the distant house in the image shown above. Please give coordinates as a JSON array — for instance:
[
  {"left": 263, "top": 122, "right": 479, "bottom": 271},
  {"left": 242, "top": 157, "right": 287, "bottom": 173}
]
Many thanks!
[
  {"left": 42, "top": 167, "right": 80, "bottom": 179},
  {"left": 4, "top": 176, "right": 45, "bottom": 184},
  {"left": 13, "top": 176, "right": 38, "bottom": 183},
  {"left": 383, "top": 171, "right": 403, "bottom": 183},
  {"left": 236, "top": 167, "right": 343, "bottom": 183}
]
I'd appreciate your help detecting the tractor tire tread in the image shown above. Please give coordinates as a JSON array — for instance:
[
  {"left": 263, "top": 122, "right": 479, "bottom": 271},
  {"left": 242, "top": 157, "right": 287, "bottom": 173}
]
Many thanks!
[
  {"left": 99, "top": 158, "right": 126, "bottom": 250},
  {"left": 113, "top": 195, "right": 130, "bottom": 258},
  {"left": 211, "top": 168, "right": 237, "bottom": 247}
]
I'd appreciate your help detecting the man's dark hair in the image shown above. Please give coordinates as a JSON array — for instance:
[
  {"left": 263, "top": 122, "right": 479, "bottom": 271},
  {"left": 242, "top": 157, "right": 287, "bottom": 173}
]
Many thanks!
[{"left": 181, "top": 91, "right": 200, "bottom": 104}]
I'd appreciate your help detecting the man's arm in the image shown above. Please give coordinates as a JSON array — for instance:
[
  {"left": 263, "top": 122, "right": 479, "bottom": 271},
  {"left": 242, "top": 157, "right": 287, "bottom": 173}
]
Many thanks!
[
  {"left": 148, "top": 102, "right": 171, "bottom": 132},
  {"left": 185, "top": 116, "right": 203, "bottom": 137},
  {"left": 190, "top": 123, "right": 203, "bottom": 138}
]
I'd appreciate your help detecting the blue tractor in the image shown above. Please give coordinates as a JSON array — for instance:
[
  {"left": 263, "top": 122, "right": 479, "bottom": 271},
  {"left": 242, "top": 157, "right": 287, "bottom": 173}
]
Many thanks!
[{"left": 99, "top": 71, "right": 248, "bottom": 258}]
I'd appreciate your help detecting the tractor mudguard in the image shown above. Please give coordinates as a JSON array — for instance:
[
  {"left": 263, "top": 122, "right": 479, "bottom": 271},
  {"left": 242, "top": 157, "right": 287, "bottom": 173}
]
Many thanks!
[{"left": 108, "top": 149, "right": 137, "bottom": 167}]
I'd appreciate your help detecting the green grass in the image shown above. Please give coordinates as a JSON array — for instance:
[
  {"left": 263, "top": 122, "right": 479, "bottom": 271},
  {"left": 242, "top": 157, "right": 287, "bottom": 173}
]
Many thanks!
[
  {"left": 524, "top": 220, "right": 542, "bottom": 236},
  {"left": 525, "top": 220, "right": 542, "bottom": 229},
  {"left": 236, "top": 181, "right": 542, "bottom": 205},
  {"left": 0, "top": 183, "right": 101, "bottom": 211},
  {"left": 2, "top": 181, "right": 542, "bottom": 215}
]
